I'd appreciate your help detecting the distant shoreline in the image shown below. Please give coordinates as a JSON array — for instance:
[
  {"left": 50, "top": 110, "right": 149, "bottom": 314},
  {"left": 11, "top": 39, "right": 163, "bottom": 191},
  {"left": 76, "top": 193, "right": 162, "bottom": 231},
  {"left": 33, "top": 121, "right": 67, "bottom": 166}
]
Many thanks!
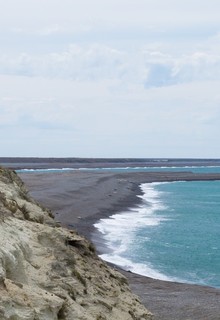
[{"left": 2, "top": 156, "right": 220, "bottom": 170}]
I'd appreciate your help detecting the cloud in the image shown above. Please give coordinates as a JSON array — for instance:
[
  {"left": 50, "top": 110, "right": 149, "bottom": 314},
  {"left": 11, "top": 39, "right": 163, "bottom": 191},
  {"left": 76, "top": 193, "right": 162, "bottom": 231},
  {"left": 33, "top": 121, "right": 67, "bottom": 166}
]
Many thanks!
[
  {"left": 1, "top": 0, "right": 220, "bottom": 157},
  {"left": 1, "top": 72, "right": 220, "bottom": 157},
  {"left": 1, "top": 46, "right": 220, "bottom": 89},
  {"left": 1, "top": 0, "right": 220, "bottom": 90},
  {"left": 142, "top": 50, "right": 220, "bottom": 87},
  {"left": 2, "top": 0, "right": 220, "bottom": 30}
]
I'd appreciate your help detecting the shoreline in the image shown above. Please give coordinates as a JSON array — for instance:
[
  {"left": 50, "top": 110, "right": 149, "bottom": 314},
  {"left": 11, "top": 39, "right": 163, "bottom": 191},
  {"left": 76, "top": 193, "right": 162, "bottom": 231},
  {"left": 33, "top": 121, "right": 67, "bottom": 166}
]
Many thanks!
[{"left": 18, "top": 169, "right": 220, "bottom": 320}]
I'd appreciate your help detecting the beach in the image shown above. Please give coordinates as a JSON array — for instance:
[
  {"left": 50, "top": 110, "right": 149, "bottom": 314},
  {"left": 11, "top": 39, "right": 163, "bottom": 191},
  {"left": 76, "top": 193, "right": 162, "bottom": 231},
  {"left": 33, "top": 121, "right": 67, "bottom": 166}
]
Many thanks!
[{"left": 18, "top": 169, "right": 220, "bottom": 320}]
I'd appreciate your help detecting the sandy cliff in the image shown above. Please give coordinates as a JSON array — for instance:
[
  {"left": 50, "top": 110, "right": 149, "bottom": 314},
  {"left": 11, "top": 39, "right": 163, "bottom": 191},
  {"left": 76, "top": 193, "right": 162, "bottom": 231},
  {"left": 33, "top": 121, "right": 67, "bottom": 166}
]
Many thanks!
[{"left": 0, "top": 168, "right": 153, "bottom": 320}]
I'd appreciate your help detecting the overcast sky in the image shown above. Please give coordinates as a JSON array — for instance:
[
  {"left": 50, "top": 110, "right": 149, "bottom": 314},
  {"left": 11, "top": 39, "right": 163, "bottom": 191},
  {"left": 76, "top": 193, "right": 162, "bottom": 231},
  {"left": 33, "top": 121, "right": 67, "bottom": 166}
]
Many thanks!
[{"left": 1, "top": 0, "right": 220, "bottom": 158}]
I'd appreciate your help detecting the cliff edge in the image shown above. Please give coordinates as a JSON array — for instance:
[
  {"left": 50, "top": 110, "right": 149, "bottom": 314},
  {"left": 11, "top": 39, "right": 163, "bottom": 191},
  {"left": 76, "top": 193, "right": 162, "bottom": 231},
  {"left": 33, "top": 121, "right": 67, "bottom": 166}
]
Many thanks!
[{"left": 0, "top": 168, "right": 153, "bottom": 320}]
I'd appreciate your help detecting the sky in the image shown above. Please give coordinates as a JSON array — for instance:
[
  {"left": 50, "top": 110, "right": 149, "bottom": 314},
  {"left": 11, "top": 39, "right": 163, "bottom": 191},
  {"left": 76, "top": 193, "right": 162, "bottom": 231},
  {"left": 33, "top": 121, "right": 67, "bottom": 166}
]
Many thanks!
[{"left": 1, "top": 0, "right": 220, "bottom": 158}]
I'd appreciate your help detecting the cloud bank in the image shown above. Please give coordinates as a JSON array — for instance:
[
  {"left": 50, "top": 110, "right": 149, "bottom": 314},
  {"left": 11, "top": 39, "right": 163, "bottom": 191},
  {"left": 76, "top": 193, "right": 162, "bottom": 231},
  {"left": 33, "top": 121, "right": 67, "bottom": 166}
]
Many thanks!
[{"left": 1, "top": 0, "right": 220, "bottom": 157}]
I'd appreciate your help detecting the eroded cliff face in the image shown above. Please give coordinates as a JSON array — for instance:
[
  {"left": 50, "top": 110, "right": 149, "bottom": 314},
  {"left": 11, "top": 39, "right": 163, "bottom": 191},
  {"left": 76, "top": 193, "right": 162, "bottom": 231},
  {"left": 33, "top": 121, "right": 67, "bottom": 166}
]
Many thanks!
[{"left": 0, "top": 168, "right": 153, "bottom": 320}]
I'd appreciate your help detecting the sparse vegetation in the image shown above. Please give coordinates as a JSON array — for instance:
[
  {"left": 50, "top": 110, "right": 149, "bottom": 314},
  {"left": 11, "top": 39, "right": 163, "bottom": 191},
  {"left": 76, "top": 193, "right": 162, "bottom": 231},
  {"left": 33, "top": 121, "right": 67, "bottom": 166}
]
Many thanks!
[
  {"left": 19, "top": 204, "right": 30, "bottom": 219},
  {"left": 0, "top": 192, "right": 18, "bottom": 214},
  {"left": 72, "top": 268, "right": 87, "bottom": 287},
  {"left": 88, "top": 242, "right": 96, "bottom": 253},
  {"left": 96, "top": 314, "right": 107, "bottom": 320},
  {"left": 7, "top": 200, "right": 18, "bottom": 213}
]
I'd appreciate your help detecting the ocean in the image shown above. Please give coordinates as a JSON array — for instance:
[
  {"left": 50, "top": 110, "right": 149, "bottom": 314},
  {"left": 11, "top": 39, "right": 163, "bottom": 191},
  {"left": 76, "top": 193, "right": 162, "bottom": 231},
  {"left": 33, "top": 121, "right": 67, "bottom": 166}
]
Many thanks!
[
  {"left": 17, "top": 165, "right": 220, "bottom": 174},
  {"left": 17, "top": 165, "right": 220, "bottom": 288},
  {"left": 95, "top": 179, "right": 220, "bottom": 289}
]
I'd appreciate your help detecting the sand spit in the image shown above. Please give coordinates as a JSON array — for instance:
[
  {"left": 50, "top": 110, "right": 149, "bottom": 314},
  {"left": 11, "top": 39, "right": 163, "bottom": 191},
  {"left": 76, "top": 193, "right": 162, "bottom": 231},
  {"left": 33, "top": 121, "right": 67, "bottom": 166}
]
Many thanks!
[{"left": 0, "top": 167, "right": 153, "bottom": 320}]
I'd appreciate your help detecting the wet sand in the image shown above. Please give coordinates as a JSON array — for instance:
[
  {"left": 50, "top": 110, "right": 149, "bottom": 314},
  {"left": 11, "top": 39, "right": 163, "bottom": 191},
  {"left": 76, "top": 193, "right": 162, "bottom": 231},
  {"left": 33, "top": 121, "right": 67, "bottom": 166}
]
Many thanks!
[{"left": 19, "top": 170, "right": 220, "bottom": 320}]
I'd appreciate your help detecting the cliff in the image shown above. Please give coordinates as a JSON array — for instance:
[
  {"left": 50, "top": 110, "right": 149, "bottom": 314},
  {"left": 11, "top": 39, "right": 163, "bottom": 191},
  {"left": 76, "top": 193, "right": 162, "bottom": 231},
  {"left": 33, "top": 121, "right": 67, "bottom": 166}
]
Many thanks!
[{"left": 0, "top": 168, "right": 153, "bottom": 320}]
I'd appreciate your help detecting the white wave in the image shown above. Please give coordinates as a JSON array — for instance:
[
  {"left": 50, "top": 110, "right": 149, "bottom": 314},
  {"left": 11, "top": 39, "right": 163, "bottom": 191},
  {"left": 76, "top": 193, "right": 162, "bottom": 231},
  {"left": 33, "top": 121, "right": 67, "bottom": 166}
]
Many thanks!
[
  {"left": 138, "top": 182, "right": 170, "bottom": 212},
  {"left": 17, "top": 168, "right": 76, "bottom": 173},
  {"left": 16, "top": 165, "right": 220, "bottom": 174},
  {"left": 99, "top": 253, "right": 172, "bottom": 281},
  {"left": 79, "top": 165, "right": 220, "bottom": 170},
  {"left": 94, "top": 182, "right": 172, "bottom": 279}
]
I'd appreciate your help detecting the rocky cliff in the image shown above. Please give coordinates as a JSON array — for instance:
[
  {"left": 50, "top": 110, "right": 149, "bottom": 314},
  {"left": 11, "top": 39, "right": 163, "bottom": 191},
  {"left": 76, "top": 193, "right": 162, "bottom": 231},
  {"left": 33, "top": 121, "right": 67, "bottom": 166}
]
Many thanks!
[{"left": 0, "top": 168, "right": 153, "bottom": 320}]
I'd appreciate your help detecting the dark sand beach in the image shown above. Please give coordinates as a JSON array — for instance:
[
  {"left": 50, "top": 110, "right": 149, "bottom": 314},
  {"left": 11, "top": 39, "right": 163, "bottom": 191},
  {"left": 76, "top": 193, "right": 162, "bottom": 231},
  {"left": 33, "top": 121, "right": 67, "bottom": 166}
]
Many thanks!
[{"left": 18, "top": 169, "right": 220, "bottom": 320}]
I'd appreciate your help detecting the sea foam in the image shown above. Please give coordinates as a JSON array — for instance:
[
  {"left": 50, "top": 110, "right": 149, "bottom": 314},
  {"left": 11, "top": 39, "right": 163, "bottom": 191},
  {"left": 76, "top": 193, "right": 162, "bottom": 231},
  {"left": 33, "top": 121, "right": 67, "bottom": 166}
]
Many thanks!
[{"left": 94, "top": 182, "right": 175, "bottom": 281}]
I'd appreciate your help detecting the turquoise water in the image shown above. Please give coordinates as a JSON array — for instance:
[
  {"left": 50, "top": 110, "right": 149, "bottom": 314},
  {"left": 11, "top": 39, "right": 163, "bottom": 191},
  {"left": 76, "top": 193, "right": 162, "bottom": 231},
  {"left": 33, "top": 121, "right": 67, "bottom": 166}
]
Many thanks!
[
  {"left": 18, "top": 165, "right": 220, "bottom": 288},
  {"left": 95, "top": 180, "right": 220, "bottom": 288}
]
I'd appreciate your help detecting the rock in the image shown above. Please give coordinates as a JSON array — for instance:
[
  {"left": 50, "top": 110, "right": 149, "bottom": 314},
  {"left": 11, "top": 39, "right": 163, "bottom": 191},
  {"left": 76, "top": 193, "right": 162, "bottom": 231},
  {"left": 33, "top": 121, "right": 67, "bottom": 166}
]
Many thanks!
[{"left": 0, "top": 168, "right": 153, "bottom": 320}]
